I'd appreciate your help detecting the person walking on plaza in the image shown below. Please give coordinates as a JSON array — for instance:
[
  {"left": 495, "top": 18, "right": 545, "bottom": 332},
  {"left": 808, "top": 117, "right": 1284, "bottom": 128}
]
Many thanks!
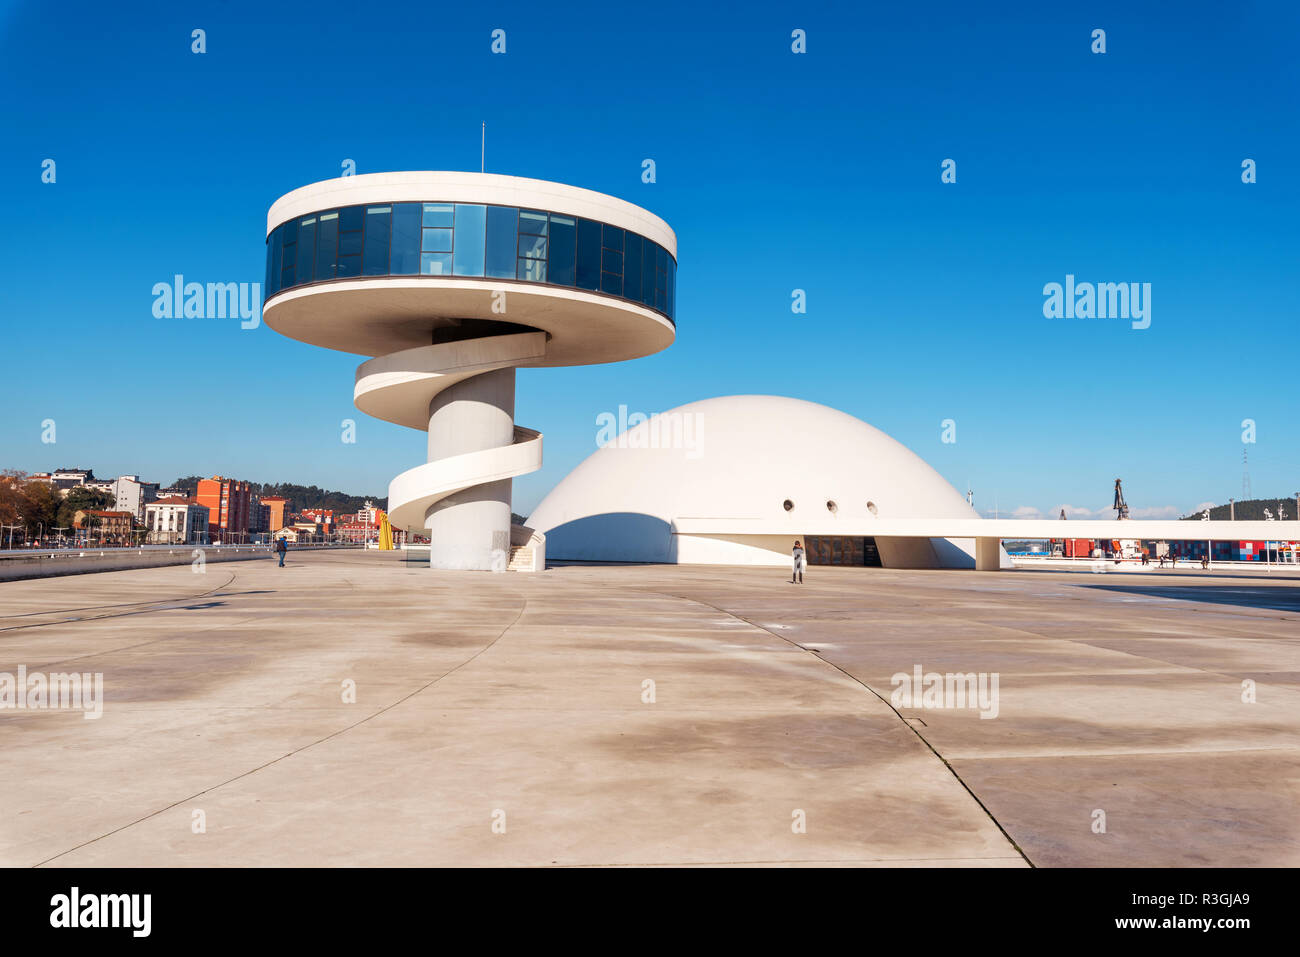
[
  {"left": 275, "top": 535, "right": 288, "bottom": 567},
  {"left": 791, "top": 540, "right": 806, "bottom": 585}
]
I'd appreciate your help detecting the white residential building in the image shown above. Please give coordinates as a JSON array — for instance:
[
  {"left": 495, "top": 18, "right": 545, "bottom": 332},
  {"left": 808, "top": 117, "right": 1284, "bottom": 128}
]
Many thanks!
[
  {"left": 145, "top": 498, "right": 210, "bottom": 544},
  {"left": 114, "top": 475, "right": 160, "bottom": 521}
]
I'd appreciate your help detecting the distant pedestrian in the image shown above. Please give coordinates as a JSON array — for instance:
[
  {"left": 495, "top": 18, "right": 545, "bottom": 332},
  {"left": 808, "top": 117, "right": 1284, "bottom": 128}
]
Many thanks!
[
  {"left": 791, "top": 540, "right": 806, "bottom": 584},
  {"left": 275, "top": 536, "right": 288, "bottom": 567},
  {"left": 1201, "top": 554, "right": 1210, "bottom": 570}
]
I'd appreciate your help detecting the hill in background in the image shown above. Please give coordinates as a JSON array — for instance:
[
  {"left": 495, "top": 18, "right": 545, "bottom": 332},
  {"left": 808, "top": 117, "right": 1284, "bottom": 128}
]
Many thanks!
[{"left": 1181, "top": 496, "right": 1300, "bottom": 522}]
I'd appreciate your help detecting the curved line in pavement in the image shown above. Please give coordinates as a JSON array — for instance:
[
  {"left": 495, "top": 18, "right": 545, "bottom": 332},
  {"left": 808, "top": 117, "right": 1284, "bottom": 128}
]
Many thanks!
[
  {"left": 0, "top": 571, "right": 240, "bottom": 633},
  {"left": 33, "top": 598, "right": 528, "bottom": 867},
  {"left": 646, "top": 587, "right": 1034, "bottom": 867}
]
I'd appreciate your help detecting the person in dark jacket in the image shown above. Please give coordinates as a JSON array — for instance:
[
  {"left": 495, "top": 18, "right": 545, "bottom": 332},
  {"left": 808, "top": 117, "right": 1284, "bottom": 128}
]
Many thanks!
[{"left": 275, "top": 536, "right": 288, "bottom": 567}]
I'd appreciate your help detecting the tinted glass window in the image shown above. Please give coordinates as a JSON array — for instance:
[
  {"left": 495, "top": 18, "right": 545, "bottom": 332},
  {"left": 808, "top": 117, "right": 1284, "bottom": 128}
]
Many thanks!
[
  {"left": 667, "top": 258, "right": 675, "bottom": 319},
  {"left": 452, "top": 204, "right": 486, "bottom": 276},
  {"left": 296, "top": 217, "right": 316, "bottom": 284},
  {"left": 517, "top": 256, "right": 546, "bottom": 282},
  {"left": 422, "top": 228, "right": 452, "bottom": 252},
  {"left": 421, "top": 252, "right": 452, "bottom": 275},
  {"left": 315, "top": 212, "right": 339, "bottom": 280},
  {"left": 363, "top": 206, "right": 390, "bottom": 276},
  {"left": 641, "top": 238, "right": 655, "bottom": 306},
  {"left": 265, "top": 234, "right": 274, "bottom": 294},
  {"left": 623, "top": 232, "right": 642, "bottom": 303},
  {"left": 268, "top": 201, "right": 674, "bottom": 322},
  {"left": 518, "top": 210, "right": 548, "bottom": 236},
  {"left": 338, "top": 230, "right": 363, "bottom": 257},
  {"left": 269, "top": 227, "right": 283, "bottom": 295},
  {"left": 518, "top": 233, "right": 547, "bottom": 259},
  {"left": 576, "top": 218, "right": 601, "bottom": 290},
  {"left": 390, "top": 204, "right": 420, "bottom": 274},
  {"left": 485, "top": 206, "right": 518, "bottom": 279},
  {"left": 339, "top": 206, "right": 364, "bottom": 232},
  {"left": 423, "top": 203, "right": 453, "bottom": 227},
  {"left": 549, "top": 215, "right": 576, "bottom": 286}
]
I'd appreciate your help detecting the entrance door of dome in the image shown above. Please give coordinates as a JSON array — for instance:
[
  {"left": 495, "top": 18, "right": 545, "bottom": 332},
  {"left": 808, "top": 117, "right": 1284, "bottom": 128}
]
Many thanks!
[{"left": 805, "top": 536, "right": 882, "bottom": 567}]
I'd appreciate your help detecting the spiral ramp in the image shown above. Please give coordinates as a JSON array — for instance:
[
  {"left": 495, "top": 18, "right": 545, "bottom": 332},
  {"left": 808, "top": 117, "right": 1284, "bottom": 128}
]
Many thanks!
[{"left": 355, "top": 330, "right": 548, "bottom": 571}]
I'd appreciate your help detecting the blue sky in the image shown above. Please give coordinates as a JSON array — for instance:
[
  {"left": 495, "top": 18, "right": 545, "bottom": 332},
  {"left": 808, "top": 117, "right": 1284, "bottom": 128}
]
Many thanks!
[{"left": 2, "top": 0, "right": 1296, "bottom": 519}]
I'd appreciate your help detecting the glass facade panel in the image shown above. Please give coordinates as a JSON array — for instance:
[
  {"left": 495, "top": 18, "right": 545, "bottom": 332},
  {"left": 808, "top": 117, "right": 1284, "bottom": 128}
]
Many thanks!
[
  {"left": 452, "top": 204, "right": 486, "bottom": 276},
  {"left": 390, "top": 203, "right": 421, "bottom": 274},
  {"left": 549, "top": 215, "right": 576, "bottom": 286},
  {"left": 518, "top": 210, "right": 548, "bottom": 236},
  {"left": 623, "top": 232, "right": 642, "bottom": 304},
  {"left": 576, "top": 218, "right": 601, "bottom": 290},
  {"left": 421, "top": 251, "right": 453, "bottom": 275},
  {"left": 517, "top": 233, "right": 547, "bottom": 259},
  {"left": 268, "top": 227, "right": 282, "bottom": 295},
  {"left": 641, "top": 239, "right": 655, "bottom": 306},
  {"left": 266, "top": 201, "right": 675, "bottom": 322},
  {"left": 363, "top": 207, "right": 391, "bottom": 276},
  {"left": 279, "top": 222, "right": 295, "bottom": 289},
  {"left": 338, "top": 230, "right": 363, "bottom": 257},
  {"left": 315, "top": 212, "right": 339, "bottom": 281},
  {"left": 667, "top": 257, "right": 675, "bottom": 319},
  {"left": 485, "top": 206, "right": 518, "bottom": 279},
  {"left": 296, "top": 217, "right": 316, "bottom": 284},
  {"left": 339, "top": 206, "right": 364, "bottom": 232},
  {"left": 517, "top": 256, "right": 546, "bottom": 282},
  {"left": 422, "top": 227, "right": 452, "bottom": 252},
  {"left": 423, "top": 203, "right": 453, "bottom": 227}
]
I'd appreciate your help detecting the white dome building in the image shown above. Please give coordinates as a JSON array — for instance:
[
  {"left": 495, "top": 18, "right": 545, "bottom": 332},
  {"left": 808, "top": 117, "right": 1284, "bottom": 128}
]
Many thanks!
[{"left": 528, "top": 395, "right": 1003, "bottom": 568}]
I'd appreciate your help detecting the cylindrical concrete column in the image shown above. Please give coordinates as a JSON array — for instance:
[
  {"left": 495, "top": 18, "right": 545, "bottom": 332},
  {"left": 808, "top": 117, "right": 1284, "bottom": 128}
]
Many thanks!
[
  {"left": 975, "top": 537, "right": 1002, "bottom": 571},
  {"left": 425, "top": 367, "right": 516, "bottom": 570}
]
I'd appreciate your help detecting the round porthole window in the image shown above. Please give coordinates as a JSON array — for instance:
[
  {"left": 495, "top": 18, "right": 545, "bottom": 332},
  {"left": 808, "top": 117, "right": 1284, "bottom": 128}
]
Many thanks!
[
  {"left": 782, "top": 499, "right": 794, "bottom": 512},
  {"left": 867, "top": 501, "right": 878, "bottom": 515},
  {"left": 826, "top": 500, "right": 838, "bottom": 513}
]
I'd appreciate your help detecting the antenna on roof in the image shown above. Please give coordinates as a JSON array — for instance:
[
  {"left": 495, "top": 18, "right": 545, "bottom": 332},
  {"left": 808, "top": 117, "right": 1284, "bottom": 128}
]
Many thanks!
[{"left": 481, "top": 123, "right": 486, "bottom": 173}]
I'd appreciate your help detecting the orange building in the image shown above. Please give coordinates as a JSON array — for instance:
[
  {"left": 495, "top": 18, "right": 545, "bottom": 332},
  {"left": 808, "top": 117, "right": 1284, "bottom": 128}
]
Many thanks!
[
  {"left": 196, "top": 476, "right": 252, "bottom": 542},
  {"left": 260, "top": 496, "right": 289, "bottom": 532}
]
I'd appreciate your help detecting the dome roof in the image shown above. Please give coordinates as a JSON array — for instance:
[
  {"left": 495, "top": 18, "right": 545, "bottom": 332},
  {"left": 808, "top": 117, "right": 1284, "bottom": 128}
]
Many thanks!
[{"left": 528, "top": 395, "right": 981, "bottom": 566}]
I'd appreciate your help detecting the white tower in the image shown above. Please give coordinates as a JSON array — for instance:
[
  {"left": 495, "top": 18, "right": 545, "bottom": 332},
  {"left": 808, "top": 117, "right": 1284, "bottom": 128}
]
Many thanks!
[{"left": 263, "top": 172, "right": 677, "bottom": 569}]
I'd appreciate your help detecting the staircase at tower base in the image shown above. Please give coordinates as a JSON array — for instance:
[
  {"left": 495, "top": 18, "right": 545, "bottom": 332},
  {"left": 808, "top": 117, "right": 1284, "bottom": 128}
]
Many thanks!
[{"left": 508, "top": 524, "right": 546, "bottom": 572}]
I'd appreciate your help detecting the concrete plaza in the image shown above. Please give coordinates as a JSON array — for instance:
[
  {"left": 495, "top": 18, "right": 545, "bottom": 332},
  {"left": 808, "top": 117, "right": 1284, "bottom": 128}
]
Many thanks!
[{"left": 2, "top": 552, "right": 1297, "bottom": 867}]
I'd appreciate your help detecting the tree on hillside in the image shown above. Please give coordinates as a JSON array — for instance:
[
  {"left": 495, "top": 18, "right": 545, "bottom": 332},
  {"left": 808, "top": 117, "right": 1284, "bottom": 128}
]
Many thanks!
[
  {"left": 0, "top": 470, "right": 27, "bottom": 527},
  {"left": 19, "top": 480, "right": 60, "bottom": 532},
  {"left": 57, "top": 487, "right": 113, "bottom": 530},
  {"left": 1182, "top": 497, "right": 1300, "bottom": 522}
]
